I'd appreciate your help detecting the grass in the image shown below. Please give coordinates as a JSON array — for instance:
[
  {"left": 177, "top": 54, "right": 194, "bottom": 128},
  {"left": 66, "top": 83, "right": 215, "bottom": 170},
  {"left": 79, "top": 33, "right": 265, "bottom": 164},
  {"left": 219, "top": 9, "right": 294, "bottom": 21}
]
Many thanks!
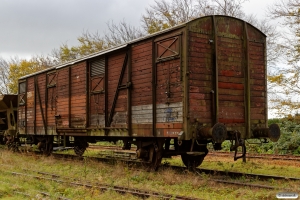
[
  {"left": 200, "top": 155, "right": 300, "bottom": 178},
  {"left": 0, "top": 149, "right": 299, "bottom": 200}
]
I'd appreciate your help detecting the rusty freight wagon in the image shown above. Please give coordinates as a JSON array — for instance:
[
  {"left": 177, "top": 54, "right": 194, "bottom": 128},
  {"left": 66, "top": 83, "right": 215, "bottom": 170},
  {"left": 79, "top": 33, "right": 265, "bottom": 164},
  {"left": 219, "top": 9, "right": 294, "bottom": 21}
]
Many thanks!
[{"left": 16, "top": 15, "right": 280, "bottom": 170}]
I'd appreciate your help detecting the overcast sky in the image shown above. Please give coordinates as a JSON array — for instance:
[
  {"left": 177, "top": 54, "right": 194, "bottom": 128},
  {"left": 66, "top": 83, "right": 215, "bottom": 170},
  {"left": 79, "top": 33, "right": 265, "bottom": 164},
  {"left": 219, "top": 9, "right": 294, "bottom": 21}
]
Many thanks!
[{"left": 0, "top": 0, "right": 274, "bottom": 60}]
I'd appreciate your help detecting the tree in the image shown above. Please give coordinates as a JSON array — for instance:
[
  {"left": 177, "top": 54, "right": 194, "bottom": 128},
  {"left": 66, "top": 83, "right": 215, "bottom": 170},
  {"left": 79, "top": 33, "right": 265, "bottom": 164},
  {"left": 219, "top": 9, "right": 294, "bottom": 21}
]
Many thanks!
[
  {"left": 104, "top": 20, "right": 144, "bottom": 47},
  {"left": 142, "top": 0, "right": 199, "bottom": 34},
  {"left": 53, "top": 20, "right": 145, "bottom": 63},
  {"left": 141, "top": 0, "right": 250, "bottom": 34},
  {"left": 0, "top": 57, "right": 10, "bottom": 94},
  {"left": 54, "top": 0, "right": 280, "bottom": 82},
  {"left": 8, "top": 56, "right": 53, "bottom": 94},
  {"left": 56, "top": 0, "right": 255, "bottom": 63},
  {"left": 52, "top": 31, "right": 108, "bottom": 63},
  {"left": 267, "top": 0, "right": 300, "bottom": 116}
]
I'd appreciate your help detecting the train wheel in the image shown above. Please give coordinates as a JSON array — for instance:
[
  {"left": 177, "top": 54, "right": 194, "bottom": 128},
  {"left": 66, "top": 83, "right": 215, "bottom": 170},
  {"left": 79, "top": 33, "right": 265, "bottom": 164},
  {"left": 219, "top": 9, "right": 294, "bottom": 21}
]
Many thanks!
[
  {"left": 74, "top": 145, "right": 86, "bottom": 156},
  {"left": 145, "top": 140, "right": 164, "bottom": 171},
  {"left": 0, "top": 136, "right": 5, "bottom": 145},
  {"left": 148, "top": 145, "right": 162, "bottom": 171},
  {"left": 7, "top": 142, "right": 19, "bottom": 152},
  {"left": 7, "top": 137, "right": 19, "bottom": 152},
  {"left": 179, "top": 140, "right": 208, "bottom": 170},
  {"left": 74, "top": 138, "right": 88, "bottom": 156},
  {"left": 38, "top": 136, "right": 53, "bottom": 156},
  {"left": 181, "top": 154, "right": 205, "bottom": 171}
]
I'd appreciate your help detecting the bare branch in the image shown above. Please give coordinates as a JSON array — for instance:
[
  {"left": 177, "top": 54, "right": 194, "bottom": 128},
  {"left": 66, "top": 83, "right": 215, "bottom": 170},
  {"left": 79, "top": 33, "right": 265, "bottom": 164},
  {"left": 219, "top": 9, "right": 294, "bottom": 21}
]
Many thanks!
[{"left": 0, "top": 57, "right": 10, "bottom": 94}]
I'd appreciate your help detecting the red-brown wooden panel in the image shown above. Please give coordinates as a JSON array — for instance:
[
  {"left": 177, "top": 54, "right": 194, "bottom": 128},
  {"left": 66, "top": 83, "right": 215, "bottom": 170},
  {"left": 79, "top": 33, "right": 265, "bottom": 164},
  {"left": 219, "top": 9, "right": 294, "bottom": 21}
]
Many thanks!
[
  {"left": 132, "top": 40, "right": 153, "bottom": 107},
  {"left": 56, "top": 68, "right": 69, "bottom": 128},
  {"left": 249, "top": 41, "right": 266, "bottom": 122},
  {"left": 35, "top": 74, "right": 46, "bottom": 128},
  {"left": 188, "top": 28, "right": 214, "bottom": 123},
  {"left": 26, "top": 77, "right": 35, "bottom": 133},
  {"left": 70, "top": 61, "right": 87, "bottom": 127}
]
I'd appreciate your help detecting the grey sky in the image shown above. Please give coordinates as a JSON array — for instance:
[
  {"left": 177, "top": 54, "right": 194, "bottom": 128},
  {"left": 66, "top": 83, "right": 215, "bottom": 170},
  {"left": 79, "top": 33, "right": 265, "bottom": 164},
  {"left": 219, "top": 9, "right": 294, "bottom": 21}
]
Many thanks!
[{"left": 0, "top": 0, "right": 272, "bottom": 60}]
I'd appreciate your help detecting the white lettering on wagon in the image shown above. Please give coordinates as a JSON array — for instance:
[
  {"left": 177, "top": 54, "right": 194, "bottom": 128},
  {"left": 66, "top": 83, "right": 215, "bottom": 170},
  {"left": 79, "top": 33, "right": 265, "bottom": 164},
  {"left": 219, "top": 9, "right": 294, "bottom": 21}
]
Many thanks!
[{"left": 166, "top": 131, "right": 180, "bottom": 135}]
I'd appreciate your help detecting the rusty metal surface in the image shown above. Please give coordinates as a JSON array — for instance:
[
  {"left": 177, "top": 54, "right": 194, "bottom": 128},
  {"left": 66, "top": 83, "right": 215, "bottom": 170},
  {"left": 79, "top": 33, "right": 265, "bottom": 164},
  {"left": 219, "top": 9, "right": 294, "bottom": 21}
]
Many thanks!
[
  {"left": 252, "top": 123, "right": 280, "bottom": 142},
  {"left": 197, "top": 123, "right": 227, "bottom": 143}
]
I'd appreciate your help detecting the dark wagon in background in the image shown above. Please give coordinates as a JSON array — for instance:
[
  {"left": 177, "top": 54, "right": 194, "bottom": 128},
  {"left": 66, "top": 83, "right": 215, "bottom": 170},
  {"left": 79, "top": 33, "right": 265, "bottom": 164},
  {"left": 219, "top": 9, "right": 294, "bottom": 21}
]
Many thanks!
[{"left": 7, "top": 15, "right": 280, "bottom": 170}]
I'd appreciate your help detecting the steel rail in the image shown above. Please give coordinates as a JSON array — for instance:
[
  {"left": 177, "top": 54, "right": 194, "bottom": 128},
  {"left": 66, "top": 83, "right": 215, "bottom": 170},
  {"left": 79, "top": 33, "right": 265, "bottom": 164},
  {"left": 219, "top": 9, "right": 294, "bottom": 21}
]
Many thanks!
[
  {"left": 48, "top": 152, "right": 300, "bottom": 182},
  {"left": 9, "top": 170, "right": 201, "bottom": 200},
  {"left": 208, "top": 152, "right": 300, "bottom": 161},
  {"left": 2, "top": 146, "right": 300, "bottom": 184},
  {"left": 28, "top": 169, "right": 286, "bottom": 190},
  {"left": 0, "top": 179, "right": 70, "bottom": 200}
]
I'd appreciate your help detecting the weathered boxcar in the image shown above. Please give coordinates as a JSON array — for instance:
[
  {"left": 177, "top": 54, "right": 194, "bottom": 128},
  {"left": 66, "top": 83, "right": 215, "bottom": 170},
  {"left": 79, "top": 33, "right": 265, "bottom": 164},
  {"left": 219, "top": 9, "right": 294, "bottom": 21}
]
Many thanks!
[{"left": 17, "top": 15, "right": 280, "bottom": 169}]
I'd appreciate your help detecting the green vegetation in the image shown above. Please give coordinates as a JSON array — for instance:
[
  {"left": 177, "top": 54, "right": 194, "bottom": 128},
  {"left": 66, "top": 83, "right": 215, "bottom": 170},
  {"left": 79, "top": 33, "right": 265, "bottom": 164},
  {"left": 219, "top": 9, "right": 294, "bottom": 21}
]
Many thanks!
[
  {"left": 218, "top": 118, "right": 300, "bottom": 155},
  {"left": 1, "top": 150, "right": 297, "bottom": 200}
]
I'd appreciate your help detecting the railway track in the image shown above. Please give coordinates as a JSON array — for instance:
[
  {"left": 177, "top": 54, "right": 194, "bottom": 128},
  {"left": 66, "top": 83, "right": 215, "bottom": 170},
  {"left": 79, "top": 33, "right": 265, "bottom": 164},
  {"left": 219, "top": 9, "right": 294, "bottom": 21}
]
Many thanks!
[
  {"left": 2, "top": 145, "right": 300, "bottom": 191},
  {"left": 5, "top": 168, "right": 201, "bottom": 200},
  {"left": 0, "top": 172, "right": 71, "bottom": 200},
  {"left": 1, "top": 148, "right": 299, "bottom": 200},
  {"left": 35, "top": 152, "right": 298, "bottom": 191},
  {"left": 10, "top": 144, "right": 300, "bottom": 181},
  {"left": 208, "top": 151, "right": 300, "bottom": 161},
  {"left": 87, "top": 144, "right": 300, "bottom": 161},
  {"left": 50, "top": 152, "right": 300, "bottom": 182}
]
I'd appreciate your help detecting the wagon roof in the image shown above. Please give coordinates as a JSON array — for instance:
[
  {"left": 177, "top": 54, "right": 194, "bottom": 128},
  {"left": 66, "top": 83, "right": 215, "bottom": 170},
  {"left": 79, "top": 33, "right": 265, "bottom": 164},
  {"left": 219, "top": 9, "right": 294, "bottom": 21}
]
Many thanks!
[{"left": 19, "top": 15, "right": 265, "bottom": 80}]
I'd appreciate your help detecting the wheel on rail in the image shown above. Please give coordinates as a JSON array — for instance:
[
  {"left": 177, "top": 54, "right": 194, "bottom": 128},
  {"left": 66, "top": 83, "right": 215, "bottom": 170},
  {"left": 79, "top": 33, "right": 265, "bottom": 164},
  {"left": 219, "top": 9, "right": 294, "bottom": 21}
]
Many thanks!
[
  {"left": 181, "top": 154, "right": 205, "bottom": 170},
  {"left": 150, "top": 139, "right": 164, "bottom": 171},
  {"left": 6, "top": 136, "right": 19, "bottom": 152},
  {"left": 138, "top": 139, "right": 164, "bottom": 171},
  {"left": 0, "top": 136, "right": 5, "bottom": 145},
  {"left": 74, "top": 137, "right": 89, "bottom": 156},
  {"left": 74, "top": 145, "right": 86, "bottom": 156},
  {"left": 7, "top": 141, "right": 19, "bottom": 152},
  {"left": 38, "top": 136, "right": 53, "bottom": 156},
  {"left": 147, "top": 145, "right": 163, "bottom": 171},
  {"left": 179, "top": 140, "right": 208, "bottom": 170}
]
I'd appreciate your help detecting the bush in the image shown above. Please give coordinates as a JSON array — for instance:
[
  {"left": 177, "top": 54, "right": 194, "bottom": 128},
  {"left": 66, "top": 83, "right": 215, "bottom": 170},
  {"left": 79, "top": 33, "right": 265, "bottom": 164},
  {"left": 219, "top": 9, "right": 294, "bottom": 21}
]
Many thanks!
[
  {"left": 255, "top": 119, "right": 300, "bottom": 154},
  {"left": 218, "top": 118, "right": 300, "bottom": 155}
]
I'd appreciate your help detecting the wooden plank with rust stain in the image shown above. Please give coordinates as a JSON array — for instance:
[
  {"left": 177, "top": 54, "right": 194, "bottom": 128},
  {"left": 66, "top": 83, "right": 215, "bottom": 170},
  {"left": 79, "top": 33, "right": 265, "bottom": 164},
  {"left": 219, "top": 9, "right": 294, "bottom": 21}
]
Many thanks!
[
  {"left": 219, "top": 94, "right": 244, "bottom": 102},
  {"left": 219, "top": 106, "right": 244, "bottom": 119},
  {"left": 131, "top": 128, "right": 153, "bottom": 137},
  {"left": 219, "top": 118, "right": 245, "bottom": 123},
  {"left": 131, "top": 41, "right": 153, "bottom": 107},
  {"left": 218, "top": 82, "right": 244, "bottom": 90},
  {"left": 156, "top": 123, "right": 183, "bottom": 129},
  {"left": 219, "top": 88, "right": 244, "bottom": 96}
]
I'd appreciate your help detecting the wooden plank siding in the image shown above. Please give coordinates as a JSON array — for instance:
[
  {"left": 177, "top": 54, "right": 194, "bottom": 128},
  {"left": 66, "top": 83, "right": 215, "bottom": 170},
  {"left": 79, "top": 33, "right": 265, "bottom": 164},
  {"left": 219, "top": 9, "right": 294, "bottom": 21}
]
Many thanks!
[
  {"left": 34, "top": 73, "right": 46, "bottom": 134},
  {"left": 249, "top": 42, "right": 266, "bottom": 123},
  {"left": 25, "top": 77, "right": 35, "bottom": 134},
  {"left": 217, "top": 36, "right": 245, "bottom": 124},
  {"left": 107, "top": 52, "right": 128, "bottom": 127},
  {"left": 17, "top": 15, "right": 268, "bottom": 140},
  {"left": 187, "top": 16, "right": 267, "bottom": 138},
  {"left": 188, "top": 31, "right": 213, "bottom": 123},
  {"left": 56, "top": 67, "right": 70, "bottom": 128},
  {"left": 70, "top": 62, "right": 87, "bottom": 128},
  {"left": 130, "top": 40, "right": 154, "bottom": 136}
]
